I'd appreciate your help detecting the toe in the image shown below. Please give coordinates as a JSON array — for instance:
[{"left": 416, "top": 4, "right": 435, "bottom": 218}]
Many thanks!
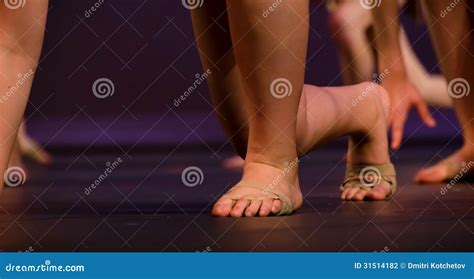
[
  {"left": 353, "top": 188, "right": 368, "bottom": 201},
  {"left": 415, "top": 165, "right": 448, "bottom": 184},
  {"left": 212, "top": 198, "right": 234, "bottom": 217},
  {"left": 230, "top": 198, "right": 249, "bottom": 217},
  {"left": 366, "top": 183, "right": 391, "bottom": 200},
  {"left": 341, "top": 188, "right": 349, "bottom": 200},
  {"left": 245, "top": 200, "right": 262, "bottom": 217},
  {"left": 259, "top": 199, "right": 273, "bottom": 217},
  {"left": 271, "top": 200, "right": 283, "bottom": 215},
  {"left": 345, "top": 188, "right": 360, "bottom": 200}
]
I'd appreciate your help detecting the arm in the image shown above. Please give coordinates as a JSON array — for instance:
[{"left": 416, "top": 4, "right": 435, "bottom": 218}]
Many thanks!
[{"left": 372, "top": 1, "right": 435, "bottom": 150}]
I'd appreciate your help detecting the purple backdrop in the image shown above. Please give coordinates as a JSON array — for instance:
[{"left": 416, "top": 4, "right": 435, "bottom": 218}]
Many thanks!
[{"left": 25, "top": 0, "right": 455, "bottom": 146}]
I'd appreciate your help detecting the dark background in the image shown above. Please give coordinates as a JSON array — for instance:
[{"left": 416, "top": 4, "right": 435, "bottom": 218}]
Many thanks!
[{"left": 25, "top": 0, "right": 455, "bottom": 147}]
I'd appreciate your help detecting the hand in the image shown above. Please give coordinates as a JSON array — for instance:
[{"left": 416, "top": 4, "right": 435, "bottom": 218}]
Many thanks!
[{"left": 382, "top": 76, "right": 436, "bottom": 150}]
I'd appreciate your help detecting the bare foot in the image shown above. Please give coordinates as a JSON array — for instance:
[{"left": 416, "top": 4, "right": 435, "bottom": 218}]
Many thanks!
[
  {"left": 212, "top": 161, "right": 302, "bottom": 217},
  {"left": 212, "top": 83, "right": 395, "bottom": 216},
  {"left": 339, "top": 84, "right": 393, "bottom": 201},
  {"left": 415, "top": 146, "right": 474, "bottom": 184}
]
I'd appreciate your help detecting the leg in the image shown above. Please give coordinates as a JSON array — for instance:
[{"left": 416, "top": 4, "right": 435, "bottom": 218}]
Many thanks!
[
  {"left": 400, "top": 29, "right": 451, "bottom": 108},
  {"left": 0, "top": 0, "right": 48, "bottom": 192},
  {"left": 191, "top": 1, "right": 247, "bottom": 170},
  {"left": 327, "top": 0, "right": 374, "bottom": 84},
  {"left": 416, "top": 0, "right": 474, "bottom": 183},
  {"left": 212, "top": 81, "right": 394, "bottom": 215},
  {"left": 299, "top": 83, "right": 393, "bottom": 200},
  {"left": 328, "top": 0, "right": 451, "bottom": 108},
  {"left": 190, "top": 2, "right": 248, "bottom": 157},
  {"left": 208, "top": 0, "right": 310, "bottom": 217},
  {"left": 191, "top": 2, "right": 394, "bottom": 216}
]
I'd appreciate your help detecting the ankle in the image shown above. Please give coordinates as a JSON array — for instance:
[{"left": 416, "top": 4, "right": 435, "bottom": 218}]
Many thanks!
[
  {"left": 245, "top": 152, "right": 298, "bottom": 169},
  {"left": 242, "top": 160, "right": 299, "bottom": 183},
  {"left": 245, "top": 144, "right": 298, "bottom": 167},
  {"left": 459, "top": 143, "right": 474, "bottom": 158}
]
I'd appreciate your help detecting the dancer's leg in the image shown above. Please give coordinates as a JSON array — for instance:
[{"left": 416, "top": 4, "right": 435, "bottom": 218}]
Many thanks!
[
  {"left": 212, "top": 81, "right": 394, "bottom": 214},
  {"left": 327, "top": 0, "right": 374, "bottom": 84},
  {"left": 400, "top": 30, "right": 451, "bottom": 108},
  {"left": 0, "top": 0, "right": 48, "bottom": 192},
  {"left": 191, "top": 2, "right": 394, "bottom": 215},
  {"left": 416, "top": 0, "right": 474, "bottom": 183},
  {"left": 328, "top": 0, "right": 451, "bottom": 108},
  {"left": 299, "top": 83, "right": 393, "bottom": 200},
  {"left": 190, "top": 2, "right": 248, "bottom": 157},
  {"left": 205, "top": 0, "right": 310, "bottom": 217}
]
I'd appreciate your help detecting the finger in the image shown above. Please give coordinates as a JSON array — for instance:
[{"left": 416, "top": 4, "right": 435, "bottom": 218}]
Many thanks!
[
  {"left": 390, "top": 115, "right": 406, "bottom": 150},
  {"left": 389, "top": 109, "right": 396, "bottom": 125},
  {"left": 415, "top": 100, "right": 436, "bottom": 127}
]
